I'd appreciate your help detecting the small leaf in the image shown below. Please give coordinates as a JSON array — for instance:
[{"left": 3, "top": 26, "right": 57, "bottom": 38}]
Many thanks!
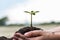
[
  {"left": 32, "top": 13, "right": 35, "bottom": 15},
  {"left": 24, "top": 11, "right": 30, "bottom": 13},
  {"left": 35, "top": 11, "right": 39, "bottom": 13}
]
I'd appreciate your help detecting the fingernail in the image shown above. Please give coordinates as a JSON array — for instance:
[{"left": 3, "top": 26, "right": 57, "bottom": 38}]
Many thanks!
[
  {"left": 13, "top": 39, "right": 15, "bottom": 40},
  {"left": 24, "top": 33, "right": 29, "bottom": 36}
]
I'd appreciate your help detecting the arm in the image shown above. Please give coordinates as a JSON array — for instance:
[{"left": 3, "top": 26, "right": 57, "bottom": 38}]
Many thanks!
[{"left": 41, "top": 32, "right": 60, "bottom": 40}]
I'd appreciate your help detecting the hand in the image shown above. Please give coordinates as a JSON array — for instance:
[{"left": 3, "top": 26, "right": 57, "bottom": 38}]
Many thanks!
[
  {"left": 13, "top": 33, "right": 29, "bottom": 40},
  {"left": 13, "top": 30, "right": 47, "bottom": 40},
  {"left": 24, "top": 30, "right": 48, "bottom": 40},
  {"left": 24, "top": 30, "right": 60, "bottom": 40},
  {"left": 24, "top": 30, "right": 47, "bottom": 38}
]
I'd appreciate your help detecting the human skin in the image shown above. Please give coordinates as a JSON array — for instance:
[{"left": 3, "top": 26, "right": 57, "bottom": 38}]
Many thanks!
[
  {"left": 13, "top": 33, "right": 43, "bottom": 40},
  {"left": 13, "top": 27, "right": 60, "bottom": 40},
  {"left": 24, "top": 30, "right": 60, "bottom": 40}
]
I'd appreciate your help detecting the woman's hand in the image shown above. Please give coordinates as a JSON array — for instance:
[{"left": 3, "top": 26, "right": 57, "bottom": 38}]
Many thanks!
[
  {"left": 13, "top": 30, "right": 47, "bottom": 40},
  {"left": 24, "top": 30, "right": 47, "bottom": 38},
  {"left": 24, "top": 30, "right": 60, "bottom": 40},
  {"left": 13, "top": 33, "right": 29, "bottom": 40}
]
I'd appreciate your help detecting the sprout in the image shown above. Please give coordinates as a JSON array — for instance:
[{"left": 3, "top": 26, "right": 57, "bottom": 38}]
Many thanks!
[{"left": 24, "top": 11, "right": 39, "bottom": 27}]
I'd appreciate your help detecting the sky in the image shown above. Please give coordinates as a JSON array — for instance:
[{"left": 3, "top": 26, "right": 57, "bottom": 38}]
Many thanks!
[{"left": 0, "top": 0, "right": 60, "bottom": 24}]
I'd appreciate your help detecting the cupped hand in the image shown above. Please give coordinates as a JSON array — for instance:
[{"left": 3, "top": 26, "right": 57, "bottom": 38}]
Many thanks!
[
  {"left": 13, "top": 33, "right": 29, "bottom": 40},
  {"left": 24, "top": 30, "right": 47, "bottom": 38},
  {"left": 13, "top": 30, "right": 48, "bottom": 40},
  {"left": 24, "top": 30, "right": 48, "bottom": 40}
]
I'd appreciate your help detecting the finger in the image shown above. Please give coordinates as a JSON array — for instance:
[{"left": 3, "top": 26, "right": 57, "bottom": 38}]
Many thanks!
[
  {"left": 13, "top": 36, "right": 24, "bottom": 40},
  {"left": 13, "top": 33, "right": 28, "bottom": 40},
  {"left": 24, "top": 30, "right": 45, "bottom": 38},
  {"left": 13, "top": 36, "right": 18, "bottom": 40},
  {"left": 13, "top": 39, "right": 16, "bottom": 40}
]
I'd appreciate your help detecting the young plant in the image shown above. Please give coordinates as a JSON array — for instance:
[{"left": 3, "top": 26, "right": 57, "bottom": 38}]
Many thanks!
[{"left": 24, "top": 11, "right": 39, "bottom": 27}]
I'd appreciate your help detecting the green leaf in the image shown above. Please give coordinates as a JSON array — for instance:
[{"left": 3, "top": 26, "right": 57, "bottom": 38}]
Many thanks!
[
  {"left": 32, "top": 13, "right": 35, "bottom": 15},
  {"left": 35, "top": 11, "right": 39, "bottom": 13},
  {"left": 24, "top": 11, "right": 30, "bottom": 13}
]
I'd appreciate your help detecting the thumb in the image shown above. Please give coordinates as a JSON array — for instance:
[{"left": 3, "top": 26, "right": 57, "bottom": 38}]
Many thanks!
[{"left": 24, "top": 30, "right": 45, "bottom": 38}]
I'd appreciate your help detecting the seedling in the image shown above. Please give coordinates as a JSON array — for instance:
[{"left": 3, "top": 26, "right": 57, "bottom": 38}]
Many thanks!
[{"left": 24, "top": 11, "right": 39, "bottom": 27}]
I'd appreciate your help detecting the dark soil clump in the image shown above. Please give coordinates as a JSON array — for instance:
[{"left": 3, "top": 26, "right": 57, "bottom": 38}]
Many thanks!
[
  {"left": 16, "top": 27, "right": 43, "bottom": 34},
  {"left": 0, "top": 36, "right": 13, "bottom": 40},
  {"left": 0, "top": 36, "right": 8, "bottom": 40}
]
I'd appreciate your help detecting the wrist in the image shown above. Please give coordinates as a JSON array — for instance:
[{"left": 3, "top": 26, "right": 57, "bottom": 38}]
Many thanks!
[
  {"left": 42, "top": 32, "right": 55, "bottom": 40},
  {"left": 44, "top": 32, "right": 55, "bottom": 38}
]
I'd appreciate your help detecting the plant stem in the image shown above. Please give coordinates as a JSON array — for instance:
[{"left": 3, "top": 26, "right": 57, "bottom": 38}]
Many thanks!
[{"left": 31, "top": 13, "right": 32, "bottom": 27}]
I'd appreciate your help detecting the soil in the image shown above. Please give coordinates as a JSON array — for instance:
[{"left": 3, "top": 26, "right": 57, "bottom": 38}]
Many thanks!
[
  {"left": 0, "top": 36, "right": 13, "bottom": 40},
  {"left": 16, "top": 26, "right": 43, "bottom": 34},
  {"left": 0, "top": 27, "right": 43, "bottom": 40}
]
